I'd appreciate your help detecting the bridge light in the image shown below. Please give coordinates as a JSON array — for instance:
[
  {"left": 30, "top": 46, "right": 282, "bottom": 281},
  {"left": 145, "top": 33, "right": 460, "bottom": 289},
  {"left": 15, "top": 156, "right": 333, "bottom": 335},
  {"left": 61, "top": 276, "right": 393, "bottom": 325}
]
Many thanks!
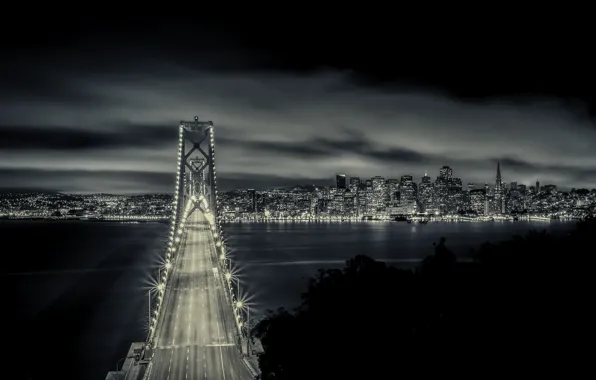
[
  {"left": 165, "top": 262, "right": 172, "bottom": 270},
  {"left": 191, "top": 195, "right": 197, "bottom": 202},
  {"left": 225, "top": 272, "right": 231, "bottom": 280},
  {"left": 215, "top": 241, "right": 221, "bottom": 247},
  {"left": 177, "top": 228, "right": 182, "bottom": 235},
  {"left": 175, "top": 237, "right": 180, "bottom": 243},
  {"left": 236, "top": 301, "right": 243, "bottom": 308}
]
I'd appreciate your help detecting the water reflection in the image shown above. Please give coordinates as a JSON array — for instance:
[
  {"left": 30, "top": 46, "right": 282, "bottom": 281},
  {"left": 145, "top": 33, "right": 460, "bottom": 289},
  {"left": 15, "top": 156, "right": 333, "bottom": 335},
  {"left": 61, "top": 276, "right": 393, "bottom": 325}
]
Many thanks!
[{"left": 225, "top": 220, "right": 574, "bottom": 313}]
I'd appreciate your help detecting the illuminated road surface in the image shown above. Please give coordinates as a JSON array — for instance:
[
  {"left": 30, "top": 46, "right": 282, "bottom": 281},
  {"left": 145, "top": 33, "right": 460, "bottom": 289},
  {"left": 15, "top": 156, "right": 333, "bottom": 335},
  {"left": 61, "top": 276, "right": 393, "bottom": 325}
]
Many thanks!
[{"left": 149, "top": 211, "right": 252, "bottom": 379}]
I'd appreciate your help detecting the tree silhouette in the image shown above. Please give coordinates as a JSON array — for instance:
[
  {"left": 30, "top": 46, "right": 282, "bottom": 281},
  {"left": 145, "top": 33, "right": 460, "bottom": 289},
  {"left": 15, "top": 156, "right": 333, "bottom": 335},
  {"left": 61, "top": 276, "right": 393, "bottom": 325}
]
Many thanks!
[{"left": 253, "top": 216, "right": 596, "bottom": 379}]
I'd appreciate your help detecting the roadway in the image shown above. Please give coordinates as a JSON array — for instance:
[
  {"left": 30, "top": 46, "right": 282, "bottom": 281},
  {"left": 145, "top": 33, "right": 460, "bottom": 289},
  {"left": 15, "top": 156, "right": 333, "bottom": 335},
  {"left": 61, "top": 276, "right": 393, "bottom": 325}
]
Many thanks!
[{"left": 148, "top": 210, "right": 252, "bottom": 380}]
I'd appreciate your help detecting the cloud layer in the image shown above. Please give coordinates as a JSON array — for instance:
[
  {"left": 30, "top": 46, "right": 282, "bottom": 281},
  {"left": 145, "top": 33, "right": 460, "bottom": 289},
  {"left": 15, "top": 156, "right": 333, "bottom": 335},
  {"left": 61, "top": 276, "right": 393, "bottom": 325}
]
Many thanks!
[{"left": 1, "top": 62, "right": 595, "bottom": 193}]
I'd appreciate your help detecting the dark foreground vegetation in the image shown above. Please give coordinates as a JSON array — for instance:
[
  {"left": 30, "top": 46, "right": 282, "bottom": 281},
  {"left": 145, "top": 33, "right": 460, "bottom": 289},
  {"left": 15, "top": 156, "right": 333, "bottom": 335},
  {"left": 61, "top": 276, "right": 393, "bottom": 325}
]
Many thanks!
[{"left": 253, "top": 217, "right": 595, "bottom": 379}]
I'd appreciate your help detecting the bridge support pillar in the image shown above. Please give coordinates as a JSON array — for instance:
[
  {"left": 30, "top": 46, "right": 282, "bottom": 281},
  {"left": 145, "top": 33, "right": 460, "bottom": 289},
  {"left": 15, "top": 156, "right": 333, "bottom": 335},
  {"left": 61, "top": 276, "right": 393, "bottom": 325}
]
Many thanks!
[{"left": 178, "top": 117, "right": 219, "bottom": 222}]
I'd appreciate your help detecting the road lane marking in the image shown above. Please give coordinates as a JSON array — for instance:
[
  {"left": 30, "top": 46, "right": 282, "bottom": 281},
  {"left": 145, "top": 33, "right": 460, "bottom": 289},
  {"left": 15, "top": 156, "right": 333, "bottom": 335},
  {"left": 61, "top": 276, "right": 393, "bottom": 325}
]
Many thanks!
[{"left": 205, "top": 343, "right": 235, "bottom": 347}]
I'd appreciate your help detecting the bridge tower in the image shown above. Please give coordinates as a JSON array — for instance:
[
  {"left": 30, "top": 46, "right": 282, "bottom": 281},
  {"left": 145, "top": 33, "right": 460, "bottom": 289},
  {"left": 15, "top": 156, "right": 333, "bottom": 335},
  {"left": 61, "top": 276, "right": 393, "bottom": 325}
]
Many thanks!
[{"left": 177, "top": 116, "right": 220, "bottom": 223}]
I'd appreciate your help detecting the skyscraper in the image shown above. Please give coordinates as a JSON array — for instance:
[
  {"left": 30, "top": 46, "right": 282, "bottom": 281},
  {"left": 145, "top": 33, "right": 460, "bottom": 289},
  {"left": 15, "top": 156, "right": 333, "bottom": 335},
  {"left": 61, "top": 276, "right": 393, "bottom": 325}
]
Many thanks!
[
  {"left": 419, "top": 172, "right": 433, "bottom": 212},
  {"left": 336, "top": 174, "right": 347, "bottom": 190},
  {"left": 494, "top": 162, "right": 505, "bottom": 214},
  {"left": 247, "top": 189, "right": 256, "bottom": 212},
  {"left": 349, "top": 177, "right": 361, "bottom": 215},
  {"left": 371, "top": 176, "right": 385, "bottom": 211},
  {"left": 399, "top": 175, "right": 416, "bottom": 205},
  {"left": 349, "top": 177, "right": 360, "bottom": 191},
  {"left": 434, "top": 166, "right": 452, "bottom": 214},
  {"left": 439, "top": 166, "right": 453, "bottom": 181},
  {"left": 385, "top": 178, "right": 399, "bottom": 205},
  {"left": 470, "top": 189, "right": 486, "bottom": 214}
]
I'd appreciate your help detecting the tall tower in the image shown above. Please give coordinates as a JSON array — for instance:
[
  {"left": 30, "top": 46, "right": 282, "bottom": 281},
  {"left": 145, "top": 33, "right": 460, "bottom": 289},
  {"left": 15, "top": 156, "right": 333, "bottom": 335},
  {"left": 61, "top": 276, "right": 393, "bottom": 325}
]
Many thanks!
[
  {"left": 336, "top": 174, "right": 347, "bottom": 190},
  {"left": 178, "top": 117, "right": 218, "bottom": 222},
  {"left": 494, "top": 162, "right": 504, "bottom": 214}
]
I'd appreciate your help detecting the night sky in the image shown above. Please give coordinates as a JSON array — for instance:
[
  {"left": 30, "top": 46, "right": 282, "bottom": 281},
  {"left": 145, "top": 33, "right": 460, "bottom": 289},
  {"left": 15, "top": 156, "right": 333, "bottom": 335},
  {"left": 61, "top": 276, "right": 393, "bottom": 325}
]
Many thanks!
[{"left": 1, "top": 18, "right": 594, "bottom": 193}]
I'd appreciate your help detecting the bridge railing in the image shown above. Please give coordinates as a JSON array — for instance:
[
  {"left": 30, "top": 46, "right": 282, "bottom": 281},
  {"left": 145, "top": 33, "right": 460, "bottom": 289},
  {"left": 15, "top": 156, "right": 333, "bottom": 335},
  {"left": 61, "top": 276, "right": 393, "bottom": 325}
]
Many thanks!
[
  {"left": 144, "top": 127, "right": 195, "bottom": 350},
  {"left": 208, "top": 125, "right": 253, "bottom": 348},
  {"left": 206, "top": 210, "right": 252, "bottom": 345},
  {"left": 146, "top": 197, "right": 194, "bottom": 349}
]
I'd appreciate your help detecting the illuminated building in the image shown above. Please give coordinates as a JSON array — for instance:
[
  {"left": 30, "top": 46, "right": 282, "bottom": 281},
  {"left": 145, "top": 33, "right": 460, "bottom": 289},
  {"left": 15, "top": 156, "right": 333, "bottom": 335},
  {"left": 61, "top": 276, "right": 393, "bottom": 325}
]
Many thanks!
[
  {"left": 470, "top": 189, "right": 486, "bottom": 214},
  {"left": 494, "top": 162, "right": 505, "bottom": 214}
]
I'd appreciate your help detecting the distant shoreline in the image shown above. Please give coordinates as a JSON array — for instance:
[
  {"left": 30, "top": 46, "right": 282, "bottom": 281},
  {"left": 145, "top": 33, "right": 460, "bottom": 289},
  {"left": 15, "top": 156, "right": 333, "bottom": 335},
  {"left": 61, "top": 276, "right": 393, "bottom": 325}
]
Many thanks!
[
  {"left": 1, "top": 216, "right": 582, "bottom": 224},
  {"left": 220, "top": 217, "right": 567, "bottom": 223},
  {"left": 0, "top": 216, "right": 168, "bottom": 223}
]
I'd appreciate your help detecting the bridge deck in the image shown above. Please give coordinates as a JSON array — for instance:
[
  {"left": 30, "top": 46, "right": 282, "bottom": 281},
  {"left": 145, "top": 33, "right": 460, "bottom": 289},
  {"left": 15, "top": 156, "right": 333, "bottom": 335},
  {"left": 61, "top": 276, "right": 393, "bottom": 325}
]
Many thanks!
[{"left": 147, "top": 211, "right": 252, "bottom": 379}]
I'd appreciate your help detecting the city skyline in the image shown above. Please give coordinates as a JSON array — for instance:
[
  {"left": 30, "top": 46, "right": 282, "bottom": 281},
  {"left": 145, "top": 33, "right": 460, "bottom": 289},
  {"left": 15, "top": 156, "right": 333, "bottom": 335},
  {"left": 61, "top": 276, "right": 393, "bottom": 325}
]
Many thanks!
[
  {"left": 2, "top": 20, "right": 595, "bottom": 194},
  {"left": 1, "top": 161, "right": 590, "bottom": 195}
]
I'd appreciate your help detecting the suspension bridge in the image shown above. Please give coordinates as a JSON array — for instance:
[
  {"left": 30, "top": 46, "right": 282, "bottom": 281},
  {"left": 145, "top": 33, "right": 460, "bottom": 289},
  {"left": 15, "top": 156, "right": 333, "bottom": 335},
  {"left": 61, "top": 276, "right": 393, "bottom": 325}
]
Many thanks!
[{"left": 106, "top": 117, "right": 256, "bottom": 380}]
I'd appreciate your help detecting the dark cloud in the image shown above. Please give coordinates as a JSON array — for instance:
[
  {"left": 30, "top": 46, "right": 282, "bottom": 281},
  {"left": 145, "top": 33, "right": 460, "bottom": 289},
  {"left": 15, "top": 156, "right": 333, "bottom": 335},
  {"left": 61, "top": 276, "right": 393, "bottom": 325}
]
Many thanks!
[
  {"left": 219, "top": 173, "right": 330, "bottom": 191},
  {"left": 219, "top": 131, "right": 432, "bottom": 164},
  {"left": 489, "top": 157, "right": 596, "bottom": 186},
  {"left": 0, "top": 124, "right": 176, "bottom": 151},
  {"left": 366, "top": 147, "right": 430, "bottom": 164},
  {"left": 495, "top": 157, "right": 538, "bottom": 171},
  {"left": 0, "top": 70, "right": 104, "bottom": 106},
  {"left": 0, "top": 168, "right": 174, "bottom": 194},
  {"left": 0, "top": 23, "right": 595, "bottom": 193},
  {"left": 216, "top": 137, "right": 330, "bottom": 157},
  {"left": 0, "top": 168, "right": 330, "bottom": 193}
]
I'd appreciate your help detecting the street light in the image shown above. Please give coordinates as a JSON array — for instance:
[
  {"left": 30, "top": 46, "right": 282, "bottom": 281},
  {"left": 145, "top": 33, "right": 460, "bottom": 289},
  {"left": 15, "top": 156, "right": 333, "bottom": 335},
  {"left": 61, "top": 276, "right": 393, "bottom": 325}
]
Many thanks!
[{"left": 236, "top": 301, "right": 250, "bottom": 329}]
